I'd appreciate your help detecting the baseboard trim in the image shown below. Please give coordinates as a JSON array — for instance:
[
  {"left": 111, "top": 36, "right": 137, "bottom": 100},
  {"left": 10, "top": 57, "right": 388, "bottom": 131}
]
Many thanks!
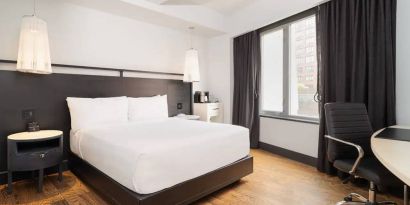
[{"left": 259, "top": 142, "right": 317, "bottom": 167}]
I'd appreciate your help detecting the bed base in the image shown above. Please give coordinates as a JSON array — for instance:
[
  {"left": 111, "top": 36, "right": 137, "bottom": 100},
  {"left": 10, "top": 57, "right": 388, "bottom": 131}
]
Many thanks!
[{"left": 69, "top": 153, "right": 253, "bottom": 205}]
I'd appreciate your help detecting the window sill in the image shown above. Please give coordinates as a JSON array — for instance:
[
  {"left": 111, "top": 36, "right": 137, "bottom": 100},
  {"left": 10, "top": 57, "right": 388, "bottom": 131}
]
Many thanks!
[{"left": 260, "top": 114, "right": 319, "bottom": 125}]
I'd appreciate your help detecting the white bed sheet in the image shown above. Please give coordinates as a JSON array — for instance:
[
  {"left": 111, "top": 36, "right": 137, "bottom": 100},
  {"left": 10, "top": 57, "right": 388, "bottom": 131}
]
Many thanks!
[{"left": 70, "top": 118, "right": 249, "bottom": 194}]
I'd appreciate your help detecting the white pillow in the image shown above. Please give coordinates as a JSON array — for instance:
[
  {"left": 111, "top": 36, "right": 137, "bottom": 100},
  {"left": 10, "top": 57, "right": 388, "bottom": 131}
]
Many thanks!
[
  {"left": 67, "top": 96, "right": 128, "bottom": 131},
  {"left": 128, "top": 95, "right": 169, "bottom": 121}
]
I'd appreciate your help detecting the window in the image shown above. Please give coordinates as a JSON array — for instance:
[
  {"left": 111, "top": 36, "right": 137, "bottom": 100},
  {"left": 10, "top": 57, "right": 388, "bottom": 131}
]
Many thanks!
[
  {"left": 261, "top": 29, "right": 283, "bottom": 112},
  {"left": 260, "top": 14, "right": 318, "bottom": 121}
]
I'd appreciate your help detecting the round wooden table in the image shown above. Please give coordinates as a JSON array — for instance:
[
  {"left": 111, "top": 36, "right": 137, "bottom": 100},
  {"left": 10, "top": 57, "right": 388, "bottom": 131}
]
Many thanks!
[{"left": 371, "top": 125, "right": 410, "bottom": 205}]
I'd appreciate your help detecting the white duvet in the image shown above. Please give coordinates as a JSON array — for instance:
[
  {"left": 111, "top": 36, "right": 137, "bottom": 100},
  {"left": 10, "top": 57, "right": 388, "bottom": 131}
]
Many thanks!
[{"left": 70, "top": 118, "right": 250, "bottom": 194}]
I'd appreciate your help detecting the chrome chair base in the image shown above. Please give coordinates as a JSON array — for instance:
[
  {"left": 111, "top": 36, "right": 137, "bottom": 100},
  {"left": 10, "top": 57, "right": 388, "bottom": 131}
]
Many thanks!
[
  {"left": 335, "top": 192, "right": 396, "bottom": 205},
  {"left": 336, "top": 202, "right": 365, "bottom": 205},
  {"left": 336, "top": 202, "right": 396, "bottom": 205},
  {"left": 336, "top": 193, "right": 367, "bottom": 205}
]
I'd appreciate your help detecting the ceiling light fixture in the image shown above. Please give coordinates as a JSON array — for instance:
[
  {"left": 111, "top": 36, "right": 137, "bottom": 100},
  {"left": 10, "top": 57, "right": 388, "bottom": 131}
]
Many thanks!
[
  {"left": 183, "top": 27, "right": 200, "bottom": 83},
  {"left": 16, "top": 0, "right": 52, "bottom": 74}
]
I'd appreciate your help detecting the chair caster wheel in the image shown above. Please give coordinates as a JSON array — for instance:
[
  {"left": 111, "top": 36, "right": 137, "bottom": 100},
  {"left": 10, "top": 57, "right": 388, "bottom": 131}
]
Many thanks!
[{"left": 344, "top": 196, "right": 353, "bottom": 202}]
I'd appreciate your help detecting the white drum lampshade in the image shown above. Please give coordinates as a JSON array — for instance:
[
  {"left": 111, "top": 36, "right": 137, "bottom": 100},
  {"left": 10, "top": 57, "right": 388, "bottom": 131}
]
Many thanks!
[
  {"left": 17, "top": 15, "right": 52, "bottom": 74},
  {"left": 183, "top": 48, "right": 200, "bottom": 82}
]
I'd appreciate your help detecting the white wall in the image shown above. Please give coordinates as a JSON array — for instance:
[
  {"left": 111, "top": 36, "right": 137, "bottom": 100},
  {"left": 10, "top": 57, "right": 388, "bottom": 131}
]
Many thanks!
[
  {"left": 206, "top": 0, "right": 321, "bottom": 157},
  {"left": 2, "top": 0, "right": 409, "bottom": 158},
  {"left": 260, "top": 118, "right": 318, "bottom": 157},
  {"left": 396, "top": 0, "right": 410, "bottom": 125},
  {"left": 206, "top": 0, "right": 322, "bottom": 125},
  {"left": 207, "top": 0, "right": 410, "bottom": 158},
  {"left": 0, "top": 0, "right": 208, "bottom": 90},
  {"left": 206, "top": 35, "right": 232, "bottom": 123}
]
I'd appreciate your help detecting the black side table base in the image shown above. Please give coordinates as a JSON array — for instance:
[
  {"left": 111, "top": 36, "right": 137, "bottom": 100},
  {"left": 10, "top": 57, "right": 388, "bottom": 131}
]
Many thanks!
[
  {"left": 37, "top": 169, "right": 43, "bottom": 192},
  {"left": 58, "top": 163, "right": 63, "bottom": 182},
  {"left": 7, "top": 130, "right": 64, "bottom": 194},
  {"left": 7, "top": 170, "right": 12, "bottom": 194},
  {"left": 7, "top": 164, "right": 64, "bottom": 194}
]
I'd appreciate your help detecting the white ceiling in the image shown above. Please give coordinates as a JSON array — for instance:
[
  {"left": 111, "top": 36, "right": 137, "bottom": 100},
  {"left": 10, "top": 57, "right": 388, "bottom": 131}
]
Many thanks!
[
  {"left": 68, "top": 0, "right": 322, "bottom": 36},
  {"left": 203, "top": 0, "right": 253, "bottom": 14},
  {"left": 68, "top": 0, "right": 227, "bottom": 37},
  {"left": 145, "top": 0, "right": 253, "bottom": 15}
]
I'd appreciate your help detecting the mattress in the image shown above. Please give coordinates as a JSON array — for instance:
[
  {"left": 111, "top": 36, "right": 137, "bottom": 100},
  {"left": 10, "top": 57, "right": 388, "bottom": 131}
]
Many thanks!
[{"left": 70, "top": 118, "right": 250, "bottom": 194}]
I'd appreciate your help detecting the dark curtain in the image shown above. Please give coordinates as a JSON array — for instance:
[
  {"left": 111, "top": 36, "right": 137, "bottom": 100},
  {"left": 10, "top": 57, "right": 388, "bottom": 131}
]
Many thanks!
[
  {"left": 316, "top": 0, "right": 397, "bottom": 173},
  {"left": 233, "top": 31, "right": 261, "bottom": 148}
]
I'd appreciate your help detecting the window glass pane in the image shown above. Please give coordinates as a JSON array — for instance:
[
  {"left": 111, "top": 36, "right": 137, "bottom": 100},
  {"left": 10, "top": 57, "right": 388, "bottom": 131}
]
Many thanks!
[
  {"left": 289, "top": 16, "right": 318, "bottom": 118},
  {"left": 261, "top": 29, "right": 283, "bottom": 112}
]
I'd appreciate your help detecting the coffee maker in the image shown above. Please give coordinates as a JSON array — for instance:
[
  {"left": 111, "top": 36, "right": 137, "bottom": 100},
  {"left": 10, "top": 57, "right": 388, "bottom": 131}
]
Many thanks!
[{"left": 194, "top": 91, "right": 210, "bottom": 103}]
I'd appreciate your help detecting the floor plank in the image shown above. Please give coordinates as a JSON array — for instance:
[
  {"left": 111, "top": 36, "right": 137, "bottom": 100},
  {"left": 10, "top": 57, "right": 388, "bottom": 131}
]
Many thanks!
[{"left": 0, "top": 149, "right": 403, "bottom": 205}]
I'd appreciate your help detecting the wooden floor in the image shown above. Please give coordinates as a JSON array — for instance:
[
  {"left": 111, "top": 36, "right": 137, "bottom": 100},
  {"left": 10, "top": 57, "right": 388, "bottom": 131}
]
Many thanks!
[{"left": 0, "top": 149, "right": 403, "bottom": 205}]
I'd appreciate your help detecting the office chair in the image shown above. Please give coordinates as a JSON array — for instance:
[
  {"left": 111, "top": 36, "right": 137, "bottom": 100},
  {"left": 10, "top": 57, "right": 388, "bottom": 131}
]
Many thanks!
[{"left": 324, "top": 103, "right": 402, "bottom": 205}]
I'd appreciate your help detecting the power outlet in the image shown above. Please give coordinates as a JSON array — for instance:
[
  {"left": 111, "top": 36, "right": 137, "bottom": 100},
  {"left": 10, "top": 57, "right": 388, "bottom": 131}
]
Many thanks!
[
  {"left": 177, "top": 103, "right": 183, "bottom": 110},
  {"left": 22, "top": 109, "right": 35, "bottom": 121}
]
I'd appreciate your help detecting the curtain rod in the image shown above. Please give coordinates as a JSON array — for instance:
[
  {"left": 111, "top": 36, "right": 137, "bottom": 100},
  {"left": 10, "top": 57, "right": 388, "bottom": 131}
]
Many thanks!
[{"left": 0, "top": 59, "right": 184, "bottom": 77}]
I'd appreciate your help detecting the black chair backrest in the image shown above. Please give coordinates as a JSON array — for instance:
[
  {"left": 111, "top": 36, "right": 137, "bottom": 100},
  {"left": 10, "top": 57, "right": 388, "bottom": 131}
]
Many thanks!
[{"left": 324, "top": 103, "right": 374, "bottom": 162}]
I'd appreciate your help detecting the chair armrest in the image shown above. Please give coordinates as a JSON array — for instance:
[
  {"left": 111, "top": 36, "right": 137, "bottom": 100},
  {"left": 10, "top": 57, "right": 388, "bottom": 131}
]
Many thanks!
[{"left": 324, "top": 135, "right": 365, "bottom": 175}]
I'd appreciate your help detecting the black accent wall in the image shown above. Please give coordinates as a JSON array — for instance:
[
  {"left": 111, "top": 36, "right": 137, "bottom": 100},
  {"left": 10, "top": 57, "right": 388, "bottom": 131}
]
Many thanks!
[{"left": 0, "top": 70, "right": 192, "bottom": 175}]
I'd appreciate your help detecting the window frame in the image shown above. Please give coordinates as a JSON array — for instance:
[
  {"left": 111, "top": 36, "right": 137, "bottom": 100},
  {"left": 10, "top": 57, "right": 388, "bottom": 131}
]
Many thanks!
[{"left": 258, "top": 8, "right": 319, "bottom": 123}]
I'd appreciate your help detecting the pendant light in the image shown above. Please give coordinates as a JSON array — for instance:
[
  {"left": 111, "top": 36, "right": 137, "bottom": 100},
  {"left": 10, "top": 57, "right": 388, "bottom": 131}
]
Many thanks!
[
  {"left": 17, "top": 0, "right": 52, "bottom": 74},
  {"left": 183, "top": 27, "right": 200, "bottom": 82}
]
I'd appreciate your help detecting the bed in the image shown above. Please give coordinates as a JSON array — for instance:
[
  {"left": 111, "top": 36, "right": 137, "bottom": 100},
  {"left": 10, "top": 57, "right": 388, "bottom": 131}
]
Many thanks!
[
  {"left": 69, "top": 118, "right": 253, "bottom": 204},
  {"left": 0, "top": 70, "right": 253, "bottom": 204}
]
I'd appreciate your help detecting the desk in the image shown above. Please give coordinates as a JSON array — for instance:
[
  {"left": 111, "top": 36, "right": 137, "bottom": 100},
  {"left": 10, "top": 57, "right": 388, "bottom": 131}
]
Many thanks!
[{"left": 371, "top": 125, "right": 410, "bottom": 204}]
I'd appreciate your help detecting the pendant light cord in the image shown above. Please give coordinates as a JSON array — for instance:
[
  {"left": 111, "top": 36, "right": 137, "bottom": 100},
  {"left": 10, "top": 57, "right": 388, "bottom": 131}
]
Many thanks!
[
  {"left": 189, "top": 27, "right": 194, "bottom": 49},
  {"left": 33, "top": 0, "right": 37, "bottom": 16}
]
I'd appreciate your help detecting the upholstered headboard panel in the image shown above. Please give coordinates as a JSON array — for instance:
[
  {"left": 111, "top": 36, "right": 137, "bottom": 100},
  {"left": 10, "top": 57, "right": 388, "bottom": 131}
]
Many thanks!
[{"left": 0, "top": 70, "right": 192, "bottom": 178}]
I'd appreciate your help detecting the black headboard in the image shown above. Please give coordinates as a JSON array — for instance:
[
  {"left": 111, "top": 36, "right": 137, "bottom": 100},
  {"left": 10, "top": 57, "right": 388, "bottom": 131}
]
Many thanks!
[{"left": 0, "top": 70, "right": 192, "bottom": 175}]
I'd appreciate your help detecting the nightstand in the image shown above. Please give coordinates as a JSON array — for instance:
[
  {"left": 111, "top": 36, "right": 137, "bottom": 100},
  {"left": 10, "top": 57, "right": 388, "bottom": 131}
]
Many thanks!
[
  {"left": 193, "top": 103, "right": 223, "bottom": 122},
  {"left": 7, "top": 130, "right": 64, "bottom": 193}
]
